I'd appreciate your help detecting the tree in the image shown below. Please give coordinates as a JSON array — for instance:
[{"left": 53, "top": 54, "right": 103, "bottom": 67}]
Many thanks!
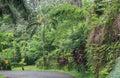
[
  {"left": 0, "top": 0, "right": 30, "bottom": 23},
  {"left": 74, "top": 0, "right": 82, "bottom": 7}
]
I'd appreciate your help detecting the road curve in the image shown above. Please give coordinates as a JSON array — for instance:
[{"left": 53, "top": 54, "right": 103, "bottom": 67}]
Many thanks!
[{"left": 0, "top": 71, "right": 75, "bottom": 78}]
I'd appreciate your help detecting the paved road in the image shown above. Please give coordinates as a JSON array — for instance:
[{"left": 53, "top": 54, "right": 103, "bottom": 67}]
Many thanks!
[{"left": 0, "top": 71, "right": 75, "bottom": 78}]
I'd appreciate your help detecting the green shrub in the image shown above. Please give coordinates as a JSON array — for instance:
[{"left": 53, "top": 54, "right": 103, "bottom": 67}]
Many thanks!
[{"left": 86, "top": 41, "right": 120, "bottom": 78}]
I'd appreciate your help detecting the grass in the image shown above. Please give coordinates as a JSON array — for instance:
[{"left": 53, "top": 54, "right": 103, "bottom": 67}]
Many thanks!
[
  {"left": 40, "top": 69, "right": 95, "bottom": 78},
  {"left": 12, "top": 65, "right": 40, "bottom": 71},
  {"left": 68, "top": 70, "right": 95, "bottom": 78},
  {"left": 12, "top": 65, "right": 95, "bottom": 78},
  {"left": 0, "top": 75, "right": 5, "bottom": 78}
]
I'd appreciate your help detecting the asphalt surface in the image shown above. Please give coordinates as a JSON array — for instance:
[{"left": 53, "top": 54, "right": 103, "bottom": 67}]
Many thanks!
[{"left": 0, "top": 71, "right": 75, "bottom": 78}]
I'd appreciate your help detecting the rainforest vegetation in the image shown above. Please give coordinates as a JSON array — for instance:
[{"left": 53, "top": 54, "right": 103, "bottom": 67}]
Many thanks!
[{"left": 0, "top": 0, "right": 120, "bottom": 78}]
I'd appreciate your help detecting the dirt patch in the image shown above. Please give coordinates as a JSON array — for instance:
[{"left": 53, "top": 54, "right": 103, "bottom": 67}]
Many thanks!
[
  {"left": 88, "top": 13, "right": 120, "bottom": 44},
  {"left": 107, "top": 13, "right": 120, "bottom": 42},
  {"left": 88, "top": 25, "right": 105, "bottom": 44}
]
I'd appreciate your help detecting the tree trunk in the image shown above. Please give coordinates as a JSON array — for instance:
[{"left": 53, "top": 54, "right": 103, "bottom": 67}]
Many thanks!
[{"left": 77, "top": 0, "right": 82, "bottom": 8}]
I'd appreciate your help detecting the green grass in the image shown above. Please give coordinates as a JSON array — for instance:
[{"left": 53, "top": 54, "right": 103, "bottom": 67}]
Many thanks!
[
  {"left": 0, "top": 75, "right": 5, "bottom": 78},
  {"left": 37, "top": 69, "right": 95, "bottom": 78},
  {"left": 47, "top": 69, "right": 94, "bottom": 78},
  {"left": 12, "top": 65, "right": 40, "bottom": 71},
  {"left": 12, "top": 66, "right": 95, "bottom": 78},
  {"left": 68, "top": 70, "right": 95, "bottom": 78}
]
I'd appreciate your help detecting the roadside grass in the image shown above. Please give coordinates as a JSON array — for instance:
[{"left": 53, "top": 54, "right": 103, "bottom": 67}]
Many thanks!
[
  {"left": 12, "top": 65, "right": 40, "bottom": 71},
  {"left": 12, "top": 65, "right": 95, "bottom": 78},
  {"left": 68, "top": 70, "right": 95, "bottom": 78},
  {"left": 40, "top": 69, "right": 94, "bottom": 78},
  {"left": 0, "top": 75, "right": 5, "bottom": 78}
]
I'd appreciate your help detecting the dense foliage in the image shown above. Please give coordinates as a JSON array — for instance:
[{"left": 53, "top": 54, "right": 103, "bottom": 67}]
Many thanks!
[{"left": 0, "top": 0, "right": 120, "bottom": 78}]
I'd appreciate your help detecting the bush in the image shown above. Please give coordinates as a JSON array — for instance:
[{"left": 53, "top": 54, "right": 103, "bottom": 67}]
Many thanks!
[
  {"left": 86, "top": 41, "right": 120, "bottom": 78},
  {"left": 0, "top": 59, "right": 11, "bottom": 70}
]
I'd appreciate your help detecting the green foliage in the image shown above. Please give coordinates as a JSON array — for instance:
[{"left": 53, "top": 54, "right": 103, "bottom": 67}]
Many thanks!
[
  {"left": 108, "top": 57, "right": 120, "bottom": 78},
  {"left": 86, "top": 1, "right": 120, "bottom": 77},
  {"left": 86, "top": 41, "right": 120, "bottom": 78},
  {"left": 35, "top": 3, "right": 89, "bottom": 71},
  {"left": 19, "top": 58, "right": 26, "bottom": 66},
  {"left": 0, "top": 1, "right": 120, "bottom": 78},
  {"left": 0, "top": 32, "right": 14, "bottom": 70}
]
